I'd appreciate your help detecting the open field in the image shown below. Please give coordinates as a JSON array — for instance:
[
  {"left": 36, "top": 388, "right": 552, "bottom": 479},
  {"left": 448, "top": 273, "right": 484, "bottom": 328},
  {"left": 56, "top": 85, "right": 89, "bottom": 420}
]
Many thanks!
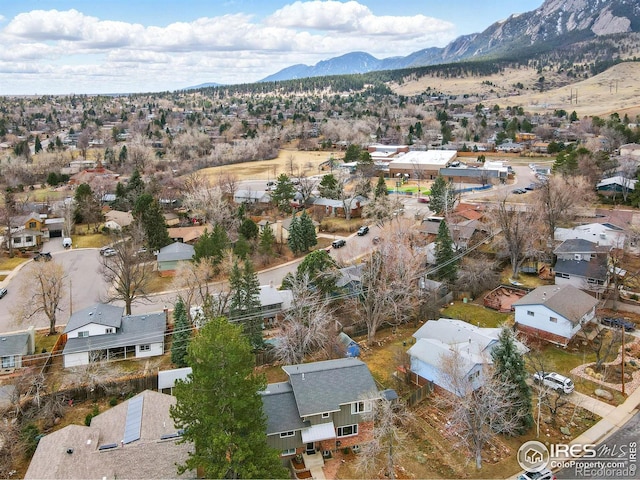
[
  {"left": 198, "top": 148, "right": 335, "bottom": 182},
  {"left": 393, "top": 62, "right": 640, "bottom": 118}
]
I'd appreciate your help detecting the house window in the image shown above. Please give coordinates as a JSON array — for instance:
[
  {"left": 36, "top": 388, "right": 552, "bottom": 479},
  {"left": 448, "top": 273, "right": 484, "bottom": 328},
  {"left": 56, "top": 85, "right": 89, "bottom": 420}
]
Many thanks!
[
  {"left": 351, "top": 401, "right": 372, "bottom": 415},
  {"left": 527, "top": 311, "right": 535, "bottom": 317},
  {"left": 468, "top": 370, "right": 480, "bottom": 382},
  {"left": 2, "top": 356, "right": 15, "bottom": 368},
  {"left": 281, "top": 448, "right": 296, "bottom": 457},
  {"left": 25, "top": 236, "right": 33, "bottom": 243},
  {"left": 550, "top": 317, "right": 558, "bottom": 323},
  {"left": 77, "top": 331, "right": 89, "bottom": 338},
  {"left": 29, "top": 221, "right": 36, "bottom": 229},
  {"left": 337, "top": 425, "right": 358, "bottom": 438},
  {"left": 105, "top": 328, "right": 115, "bottom": 334},
  {"left": 322, "top": 412, "right": 330, "bottom": 419},
  {"left": 139, "top": 344, "right": 151, "bottom": 351},
  {"left": 279, "top": 431, "right": 295, "bottom": 438},
  {"left": 13, "top": 238, "right": 21, "bottom": 245}
]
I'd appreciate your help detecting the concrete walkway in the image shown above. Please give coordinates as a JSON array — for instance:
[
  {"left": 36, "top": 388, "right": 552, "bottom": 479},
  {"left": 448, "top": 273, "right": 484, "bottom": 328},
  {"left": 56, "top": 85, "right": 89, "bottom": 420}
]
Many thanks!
[
  {"left": 302, "top": 452, "right": 326, "bottom": 480},
  {"left": 567, "top": 390, "right": 617, "bottom": 418}
]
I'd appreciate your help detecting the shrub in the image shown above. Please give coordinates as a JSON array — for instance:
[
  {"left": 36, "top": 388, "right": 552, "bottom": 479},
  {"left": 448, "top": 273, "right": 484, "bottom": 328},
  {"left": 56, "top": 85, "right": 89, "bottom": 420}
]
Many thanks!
[
  {"left": 109, "top": 397, "right": 118, "bottom": 407},
  {"left": 84, "top": 413, "right": 94, "bottom": 426}
]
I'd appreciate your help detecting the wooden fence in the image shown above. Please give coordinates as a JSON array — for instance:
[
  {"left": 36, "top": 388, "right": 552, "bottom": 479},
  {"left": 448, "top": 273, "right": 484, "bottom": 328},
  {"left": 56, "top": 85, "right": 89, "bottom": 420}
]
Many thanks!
[{"left": 406, "top": 381, "right": 433, "bottom": 407}]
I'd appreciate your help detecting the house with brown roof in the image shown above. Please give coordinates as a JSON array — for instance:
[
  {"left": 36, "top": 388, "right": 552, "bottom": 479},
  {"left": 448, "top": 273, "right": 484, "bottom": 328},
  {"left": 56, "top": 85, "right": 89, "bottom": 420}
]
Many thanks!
[
  {"left": 25, "top": 390, "right": 192, "bottom": 479},
  {"left": 512, "top": 284, "right": 598, "bottom": 346}
]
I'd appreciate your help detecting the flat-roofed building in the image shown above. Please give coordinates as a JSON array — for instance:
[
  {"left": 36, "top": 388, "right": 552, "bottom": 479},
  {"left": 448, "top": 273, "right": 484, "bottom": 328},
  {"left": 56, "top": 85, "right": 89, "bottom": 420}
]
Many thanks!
[{"left": 388, "top": 150, "right": 457, "bottom": 179}]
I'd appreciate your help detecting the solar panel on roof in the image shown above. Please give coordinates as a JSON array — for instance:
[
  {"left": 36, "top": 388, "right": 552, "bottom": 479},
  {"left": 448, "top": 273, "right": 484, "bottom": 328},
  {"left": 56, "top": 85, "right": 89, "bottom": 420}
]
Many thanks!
[{"left": 123, "top": 395, "right": 143, "bottom": 444}]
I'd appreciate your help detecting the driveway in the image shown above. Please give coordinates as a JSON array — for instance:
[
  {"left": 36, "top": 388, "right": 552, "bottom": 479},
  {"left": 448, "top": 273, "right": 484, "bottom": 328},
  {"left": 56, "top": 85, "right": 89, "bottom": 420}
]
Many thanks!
[{"left": 0, "top": 247, "right": 107, "bottom": 333}]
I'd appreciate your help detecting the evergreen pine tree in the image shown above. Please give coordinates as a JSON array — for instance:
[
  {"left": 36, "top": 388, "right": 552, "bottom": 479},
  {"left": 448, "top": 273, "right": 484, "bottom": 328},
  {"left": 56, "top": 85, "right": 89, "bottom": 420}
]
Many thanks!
[
  {"left": 434, "top": 220, "right": 458, "bottom": 282},
  {"left": 375, "top": 175, "right": 388, "bottom": 199},
  {"left": 170, "top": 316, "right": 288, "bottom": 479},
  {"left": 491, "top": 327, "right": 534, "bottom": 434},
  {"left": 287, "top": 214, "right": 304, "bottom": 255},
  {"left": 194, "top": 225, "right": 229, "bottom": 266},
  {"left": 298, "top": 211, "right": 317, "bottom": 252},
  {"left": 229, "top": 260, "right": 263, "bottom": 349},
  {"left": 133, "top": 193, "right": 171, "bottom": 250},
  {"left": 171, "top": 297, "right": 191, "bottom": 368},
  {"left": 258, "top": 223, "right": 276, "bottom": 256},
  {"left": 429, "top": 176, "right": 456, "bottom": 215}
]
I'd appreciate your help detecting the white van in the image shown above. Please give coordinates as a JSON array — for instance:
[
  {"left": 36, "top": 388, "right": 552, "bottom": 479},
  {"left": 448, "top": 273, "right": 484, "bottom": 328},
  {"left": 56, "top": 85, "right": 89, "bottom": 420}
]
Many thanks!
[
  {"left": 62, "top": 237, "right": 72, "bottom": 249},
  {"left": 533, "top": 371, "right": 574, "bottom": 394}
]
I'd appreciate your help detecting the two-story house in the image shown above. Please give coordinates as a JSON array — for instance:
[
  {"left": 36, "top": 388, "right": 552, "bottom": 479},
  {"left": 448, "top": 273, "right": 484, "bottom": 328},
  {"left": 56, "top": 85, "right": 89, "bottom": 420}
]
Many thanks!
[
  {"left": 553, "top": 238, "right": 610, "bottom": 292},
  {"left": 62, "top": 304, "right": 166, "bottom": 368},
  {"left": 260, "top": 358, "right": 380, "bottom": 462},
  {"left": 512, "top": 284, "right": 599, "bottom": 346}
]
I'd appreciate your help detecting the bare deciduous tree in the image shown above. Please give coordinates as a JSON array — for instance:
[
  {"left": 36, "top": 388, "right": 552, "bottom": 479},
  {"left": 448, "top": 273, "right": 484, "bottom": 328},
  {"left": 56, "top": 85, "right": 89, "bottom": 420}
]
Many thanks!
[
  {"left": 182, "top": 172, "right": 237, "bottom": 231},
  {"left": 355, "top": 395, "right": 416, "bottom": 480},
  {"left": 100, "top": 233, "right": 153, "bottom": 315},
  {"left": 13, "top": 261, "right": 67, "bottom": 334},
  {"left": 353, "top": 229, "right": 422, "bottom": 345},
  {"left": 273, "top": 273, "right": 336, "bottom": 364},
  {"left": 437, "top": 348, "right": 527, "bottom": 470},
  {"left": 171, "top": 260, "right": 221, "bottom": 322},
  {"left": 455, "top": 256, "right": 500, "bottom": 298}
]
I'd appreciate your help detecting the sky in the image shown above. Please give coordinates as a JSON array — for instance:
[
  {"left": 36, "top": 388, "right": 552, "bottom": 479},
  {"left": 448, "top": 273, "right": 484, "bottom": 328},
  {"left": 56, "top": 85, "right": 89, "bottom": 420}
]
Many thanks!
[{"left": 0, "top": 0, "right": 544, "bottom": 96}]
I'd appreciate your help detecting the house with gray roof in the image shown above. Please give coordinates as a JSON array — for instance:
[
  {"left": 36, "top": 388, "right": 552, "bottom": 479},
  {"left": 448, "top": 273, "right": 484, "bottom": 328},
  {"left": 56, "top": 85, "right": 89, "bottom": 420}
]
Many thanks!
[
  {"left": 0, "top": 327, "right": 35, "bottom": 372},
  {"left": 25, "top": 390, "right": 192, "bottom": 479},
  {"left": 512, "top": 284, "right": 598, "bottom": 346},
  {"left": 156, "top": 241, "right": 195, "bottom": 276},
  {"left": 553, "top": 238, "right": 611, "bottom": 292},
  {"left": 407, "top": 318, "right": 527, "bottom": 395},
  {"left": 62, "top": 304, "right": 166, "bottom": 368},
  {"left": 260, "top": 358, "right": 381, "bottom": 460}
]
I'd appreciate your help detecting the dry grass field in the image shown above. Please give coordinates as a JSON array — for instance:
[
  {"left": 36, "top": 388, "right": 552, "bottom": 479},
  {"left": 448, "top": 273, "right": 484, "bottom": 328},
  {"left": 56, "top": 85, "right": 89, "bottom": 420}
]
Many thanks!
[
  {"left": 392, "top": 62, "right": 640, "bottom": 118},
  {"left": 198, "top": 147, "right": 335, "bottom": 182}
]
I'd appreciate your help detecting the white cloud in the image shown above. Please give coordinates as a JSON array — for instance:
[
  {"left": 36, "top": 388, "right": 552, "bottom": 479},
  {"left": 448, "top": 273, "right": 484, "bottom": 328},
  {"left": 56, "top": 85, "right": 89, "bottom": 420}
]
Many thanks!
[{"left": 0, "top": 2, "right": 459, "bottom": 94}]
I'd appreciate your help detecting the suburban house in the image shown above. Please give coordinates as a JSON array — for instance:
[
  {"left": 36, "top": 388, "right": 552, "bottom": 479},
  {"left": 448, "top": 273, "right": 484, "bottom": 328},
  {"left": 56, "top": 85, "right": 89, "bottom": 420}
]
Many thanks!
[
  {"left": 62, "top": 304, "right": 166, "bottom": 368},
  {"left": 553, "top": 238, "right": 610, "bottom": 292},
  {"left": 619, "top": 143, "right": 640, "bottom": 158},
  {"left": 336, "top": 264, "right": 364, "bottom": 294},
  {"left": 261, "top": 358, "right": 380, "bottom": 460},
  {"left": 0, "top": 327, "right": 35, "bottom": 373},
  {"left": 406, "top": 318, "right": 526, "bottom": 395},
  {"left": 512, "top": 284, "right": 599, "bottom": 346},
  {"left": 158, "top": 366, "right": 192, "bottom": 395},
  {"left": 103, "top": 210, "right": 134, "bottom": 231},
  {"left": 596, "top": 176, "right": 637, "bottom": 196},
  {"left": 156, "top": 241, "right": 195, "bottom": 276},
  {"left": 310, "top": 196, "right": 365, "bottom": 219},
  {"left": 554, "top": 223, "right": 626, "bottom": 248},
  {"left": 234, "top": 189, "right": 271, "bottom": 204},
  {"left": 6, "top": 212, "right": 44, "bottom": 249},
  {"left": 167, "top": 224, "right": 211, "bottom": 244},
  {"left": 25, "top": 390, "right": 191, "bottom": 479}
]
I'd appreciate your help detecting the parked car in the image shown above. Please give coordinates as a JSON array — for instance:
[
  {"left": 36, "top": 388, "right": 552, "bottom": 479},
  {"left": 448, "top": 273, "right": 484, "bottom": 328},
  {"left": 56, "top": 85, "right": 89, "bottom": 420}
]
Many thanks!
[
  {"left": 99, "top": 246, "right": 111, "bottom": 255},
  {"left": 332, "top": 239, "right": 346, "bottom": 249},
  {"left": 525, "top": 183, "right": 539, "bottom": 191},
  {"left": 533, "top": 371, "right": 574, "bottom": 394},
  {"left": 417, "top": 197, "right": 430, "bottom": 203},
  {"left": 517, "top": 469, "right": 556, "bottom": 480},
  {"left": 600, "top": 316, "right": 636, "bottom": 332},
  {"left": 62, "top": 237, "right": 72, "bottom": 248},
  {"left": 357, "top": 226, "right": 369, "bottom": 236},
  {"left": 512, "top": 188, "right": 526, "bottom": 194},
  {"left": 102, "top": 248, "right": 117, "bottom": 257},
  {"left": 34, "top": 252, "right": 52, "bottom": 262},
  {"left": 0, "top": 288, "right": 7, "bottom": 299}
]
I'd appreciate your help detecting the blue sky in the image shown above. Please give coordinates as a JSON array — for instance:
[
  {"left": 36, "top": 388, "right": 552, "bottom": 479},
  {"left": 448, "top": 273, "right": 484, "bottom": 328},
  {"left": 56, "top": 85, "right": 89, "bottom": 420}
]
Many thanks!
[{"left": 0, "top": 0, "right": 544, "bottom": 95}]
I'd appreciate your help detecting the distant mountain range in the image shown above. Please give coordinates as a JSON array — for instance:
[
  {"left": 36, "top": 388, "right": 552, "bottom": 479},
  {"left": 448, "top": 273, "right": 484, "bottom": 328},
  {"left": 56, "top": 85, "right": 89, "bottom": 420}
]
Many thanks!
[{"left": 259, "top": 0, "right": 640, "bottom": 82}]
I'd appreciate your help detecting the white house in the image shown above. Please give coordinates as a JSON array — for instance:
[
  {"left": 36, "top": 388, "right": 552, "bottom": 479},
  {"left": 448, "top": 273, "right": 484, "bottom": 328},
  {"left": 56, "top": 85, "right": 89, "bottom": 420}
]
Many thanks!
[
  {"left": 553, "top": 238, "right": 610, "bottom": 292},
  {"left": 554, "top": 223, "right": 626, "bottom": 248},
  {"left": 512, "top": 285, "right": 598, "bottom": 346},
  {"left": 406, "top": 318, "right": 527, "bottom": 395},
  {"left": 62, "top": 304, "right": 166, "bottom": 368}
]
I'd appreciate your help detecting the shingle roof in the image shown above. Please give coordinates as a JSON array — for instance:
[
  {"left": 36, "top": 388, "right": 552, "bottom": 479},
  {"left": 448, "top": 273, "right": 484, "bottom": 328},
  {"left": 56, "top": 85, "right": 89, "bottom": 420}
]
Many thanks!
[
  {"left": 512, "top": 285, "right": 599, "bottom": 323},
  {"left": 24, "top": 391, "right": 192, "bottom": 480},
  {"left": 412, "top": 318, "right": 500, "bottom": 354},
  {"left": 282, "top": 358, "right": 378, "bottom": 417},
  {"left": 157, "top": 241, "right": 195, "bottom": 262},
  {"left": 553, "top": 257, "right": 608, "bottom": 280},
  {"left": 63, "top": 312, "right": 165, "bottom": 355},
  {"left": 64, "top": 303, "right": 124, "bottom": 333},
  {"left": 260, "top": 382, "right": 308, "bottom": 435},
  {"left": 553, "top": 238, "right": 609, "bottom": 255},
  {"left": 0, "top": 332, "right": 31, "bottom": 357}
]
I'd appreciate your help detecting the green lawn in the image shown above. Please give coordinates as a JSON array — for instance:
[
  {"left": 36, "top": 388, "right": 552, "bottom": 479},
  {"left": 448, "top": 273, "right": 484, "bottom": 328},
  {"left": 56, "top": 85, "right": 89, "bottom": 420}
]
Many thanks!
[
  {"left": 0, "top": 256, "right": 29, "bottom": 271},
  {"left": 441, "top": 302, "right": 513, "bottom": 328}
]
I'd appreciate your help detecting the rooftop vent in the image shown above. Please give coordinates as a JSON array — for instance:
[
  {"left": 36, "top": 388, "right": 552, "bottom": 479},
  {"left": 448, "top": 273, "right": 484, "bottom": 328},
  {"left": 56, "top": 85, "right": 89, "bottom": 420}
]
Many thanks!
[{"left": 98, "top": 443, "right": 118, "bottom": 451}]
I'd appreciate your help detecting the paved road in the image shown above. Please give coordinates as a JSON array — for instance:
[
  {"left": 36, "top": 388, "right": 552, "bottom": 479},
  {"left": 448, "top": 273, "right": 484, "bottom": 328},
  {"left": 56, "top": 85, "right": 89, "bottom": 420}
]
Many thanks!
[{"left": 555, "top": 410, "right": 640, "bottom": 479}]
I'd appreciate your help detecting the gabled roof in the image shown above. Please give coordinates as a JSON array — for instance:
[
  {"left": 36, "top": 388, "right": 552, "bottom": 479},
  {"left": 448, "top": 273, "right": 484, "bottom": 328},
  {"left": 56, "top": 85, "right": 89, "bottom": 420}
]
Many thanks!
[
  {"left": 64, "top": 303, "right": 124, "bottom": 333},
  {"left": 553, "top": 257, "right": 608, "bottom": 281},
  {"left": 282, "top": 358, "right": 377, "bottom": 417},
  {"left": 554, "top": 223, "right": 626, "bottom": 247},
  {"left": 512, "top": 285, "right": 598, "bottom": 324},
  {"left": 553, "top": 238, "right": 609, "bottom": 255},
  {"left": 412, "top": 318, "right": 501, "bottom": 354},
  {"left": 24, "top": 390, "right": 191, "bottom": 480},
  {"left": 63, "top": 312, "right": 165, "bottom": 355},
  {"left": 0, "top": 331, "right": 32, "bottom": 356},
  {"left": 260, "top": 382, "right": 308, "bottom": 435},
  {"left": 157, "top": 241, "right": 194, "bottom": 262}
]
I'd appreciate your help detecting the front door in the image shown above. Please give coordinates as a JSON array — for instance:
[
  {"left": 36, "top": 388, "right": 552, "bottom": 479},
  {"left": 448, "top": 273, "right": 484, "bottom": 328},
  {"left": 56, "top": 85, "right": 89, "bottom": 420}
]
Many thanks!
[{"left": 306, "top": 442, "right": 315, "bottom": 454}]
